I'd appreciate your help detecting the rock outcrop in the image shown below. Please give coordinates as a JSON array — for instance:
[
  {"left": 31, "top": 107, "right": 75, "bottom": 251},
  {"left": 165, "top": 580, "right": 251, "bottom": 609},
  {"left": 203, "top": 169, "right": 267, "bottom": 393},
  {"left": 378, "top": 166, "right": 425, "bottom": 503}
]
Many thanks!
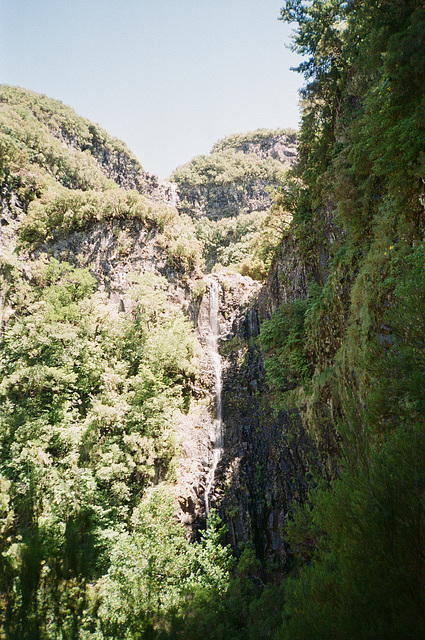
[
  {"left": 84, "top": 134, "right": 179, "bottom": 206},
  {"left": 257, "top": 231, "right": 309, "bottom": 319},
  {"left": 205, "top": 264, "right": 317, "bottom": 563},
  {"left": 173, "top": 271, "right": 263, "bottom": 533},
  {"left": 171, "top": 129, "right": 298, "bottom": 220}
]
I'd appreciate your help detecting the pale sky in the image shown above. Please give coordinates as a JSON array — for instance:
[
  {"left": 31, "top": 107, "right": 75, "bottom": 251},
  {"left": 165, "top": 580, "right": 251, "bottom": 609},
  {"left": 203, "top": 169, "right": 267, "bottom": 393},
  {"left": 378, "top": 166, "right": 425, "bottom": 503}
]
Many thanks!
[{"left": 0, "top": 0, "right": 303, "bottom": 179}]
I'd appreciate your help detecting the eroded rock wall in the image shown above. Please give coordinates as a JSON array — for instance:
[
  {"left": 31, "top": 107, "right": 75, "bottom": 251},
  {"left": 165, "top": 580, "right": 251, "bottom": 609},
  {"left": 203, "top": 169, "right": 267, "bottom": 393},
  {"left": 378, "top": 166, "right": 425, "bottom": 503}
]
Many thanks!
[
  {"left": 176, "top": 180, "right": 275, "bottom": 220},
  {"left": 189, "top": 262, "right": 317, "bottom": 563},
  {"left": 172, "top": 130, "right": 298, "bottom": 221}
]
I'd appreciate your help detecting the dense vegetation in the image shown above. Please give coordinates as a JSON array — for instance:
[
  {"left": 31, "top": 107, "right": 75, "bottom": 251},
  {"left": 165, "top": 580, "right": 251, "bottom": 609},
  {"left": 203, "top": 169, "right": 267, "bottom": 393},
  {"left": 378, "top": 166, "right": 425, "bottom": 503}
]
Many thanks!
[
  {"left": 162, "top": 0, "right": 425, "bottom": 636},
  {"left": 0, "top": 254, "right": 237, "bottom": 637},
  {"left": 172, "top": 129, "right": 296, "bottom": 190},
  {"left": 1, "top": 0, "right": 425, "bottom": 635},
  {"left": 211, "top": 128, "right": 297, "bottom": 155},
  {"left": 171, "top": 128, "right": 296, "bottom": 276},
  {"left": 0, "top": 85, "right": 203, "bottom": 275},
  {"left": 259, "top": 0, "right": 425, "bottom": 637},
  {"left": 0, "top": 87, "right": 231, "bottom": 638},
  {"left": 0, "top": 85, "right": 145, "bottom": 188}
]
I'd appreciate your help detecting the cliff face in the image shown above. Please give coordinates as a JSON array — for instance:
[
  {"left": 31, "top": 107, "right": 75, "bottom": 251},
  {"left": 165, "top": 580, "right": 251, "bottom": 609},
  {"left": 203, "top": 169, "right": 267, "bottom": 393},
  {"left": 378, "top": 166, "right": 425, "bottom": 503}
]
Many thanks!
[
  {"left": 17, "top": 216, "right": 310, "bottom": 557},
  {"left": 176, "top": 180, "right": 275, "bottom": 220},
  {"left": 2, "top": 0, "right": 424, "bottom": 632},
  {"left": 200, "top": 242, "right": 316, "bottom": 562},
  {"left": 83, "top": 133, "right": 179, "bottom": 205},
  {"left": 257, "top": 232, "right": 309, "bottom": 318},
  {"left": 172, "top": 237, "right": 317, "bottom": 558},
  {"left": 171, "top": 129, "right": 298, "bottom": 220}
]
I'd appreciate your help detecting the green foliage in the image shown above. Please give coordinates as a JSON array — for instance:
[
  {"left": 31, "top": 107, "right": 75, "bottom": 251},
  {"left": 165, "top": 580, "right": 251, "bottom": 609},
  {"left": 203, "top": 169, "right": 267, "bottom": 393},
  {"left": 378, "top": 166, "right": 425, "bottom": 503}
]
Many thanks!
[
  {"left": 192, "top": 172, "right": 301, "bottom": 278},
  {"left": 269, "top": 1, "right": 425, "bottom": 638},
  {"left": 252, "top": 175, "right": 300, "bottom": 269},
  {"left": 0, "top": 85, "right": 203, "bottom": 278},
  {"left": 172, "top": 149, "right": 284, "bottom": 191},
  {"left": 0, "top": 85, "right": 144, "bottom": 176},
  {"left": 18, "top": 186, "right": 204, "bottom": 279},
  {"left": 2, "top": 0, "right": 425, "bottom": 631},
  {"left": 195, "top": 210, "right": 266, "bottom": 275},
  {"left": 172, "top": 128, "right": 292, "bottom": 190},
  {"left": 0, "top": 89, "right": 113, "bottom": 194},
  {"left": 170, "top": 128, "right": 298, "bottom": 277},
  {"left": 92, "top": 500, "right": 234, "bottom": 639},
  {"left": 0, "top": 257, "right": 207, "bottom": 638},
  {"left": 211, "top": 128, "right": 297, "bottom": 154},
  {"left": 19, "top": 188, "right": 150, "bottom": 244},
  {"left": 260, "top": 300, "right": 311, "bottom": 394},
  {"left": 158, "top": 213, "right": 204, "bottom": 276},
  {"left": 277, "top": 420, "right": 425, "bottom": 640},
  {"left": 175, "top": 544, "right": 286, "bottom": 640}
]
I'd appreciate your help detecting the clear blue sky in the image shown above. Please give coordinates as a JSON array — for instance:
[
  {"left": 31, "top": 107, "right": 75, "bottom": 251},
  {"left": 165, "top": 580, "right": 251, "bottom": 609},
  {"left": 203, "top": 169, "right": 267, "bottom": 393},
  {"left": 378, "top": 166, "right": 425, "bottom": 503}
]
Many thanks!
[{"left": 0, "top": 0, "right": 303, "bottom": 179}]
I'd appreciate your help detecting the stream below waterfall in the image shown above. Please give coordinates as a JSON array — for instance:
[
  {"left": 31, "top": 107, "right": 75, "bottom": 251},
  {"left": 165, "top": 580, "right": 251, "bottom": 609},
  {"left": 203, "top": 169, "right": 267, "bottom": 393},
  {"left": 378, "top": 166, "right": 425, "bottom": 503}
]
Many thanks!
[{"left": 205, "top": 278, "right": 224, "bottom": 514}]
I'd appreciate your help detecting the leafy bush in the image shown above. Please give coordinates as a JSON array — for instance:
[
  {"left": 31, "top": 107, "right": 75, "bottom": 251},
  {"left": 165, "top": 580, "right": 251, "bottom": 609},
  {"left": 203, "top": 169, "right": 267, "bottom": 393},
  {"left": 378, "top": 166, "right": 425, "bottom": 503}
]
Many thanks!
[
  {"left": 0, "top": 257, "right": 210, "bottom": 638},
  {"left": 195, "top": 210, "right": 266, "bottom": 274},
  {"left": 172, "top": 149, "right": 285, "bottom": 189},
  {"left": 259, "top": 299, "right": 311, "bottom": 393}
]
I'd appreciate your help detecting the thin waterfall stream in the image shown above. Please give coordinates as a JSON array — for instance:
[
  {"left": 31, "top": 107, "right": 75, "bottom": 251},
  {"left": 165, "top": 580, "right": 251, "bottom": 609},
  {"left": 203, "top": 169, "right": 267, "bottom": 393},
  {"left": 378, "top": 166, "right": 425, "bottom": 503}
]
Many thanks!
[{"left": 205, "top": 278, "right": 224, "bottom": 515}]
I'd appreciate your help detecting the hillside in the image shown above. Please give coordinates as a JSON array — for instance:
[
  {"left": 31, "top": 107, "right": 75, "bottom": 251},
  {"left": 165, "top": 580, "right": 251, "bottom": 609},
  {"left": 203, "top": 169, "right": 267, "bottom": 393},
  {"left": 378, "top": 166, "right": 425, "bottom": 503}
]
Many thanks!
[
  {"left": 169, "top": 129, "right": 297, "bottom": 274},
  {"left": 1, "top": 0, "right": 425, "bottom": 636},
  {"left": 0, "top": 85, "right": 233, "bottom": 637},
  {"left": 1, "top": 85, "right": 294, "bottom": 638},
  {"left": 171, "top": 128, "right": 297, "bottom": 220}
]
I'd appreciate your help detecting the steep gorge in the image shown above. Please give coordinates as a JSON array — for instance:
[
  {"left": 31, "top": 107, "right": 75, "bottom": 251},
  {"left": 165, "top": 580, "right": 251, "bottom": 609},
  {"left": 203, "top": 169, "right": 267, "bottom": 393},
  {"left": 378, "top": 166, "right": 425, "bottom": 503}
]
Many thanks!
[
  {"left": 0, "top": 86, "right": 303, "bottom": 559},
  {"left": 2, "top": 1, "right": 425, "bottom": 630}
]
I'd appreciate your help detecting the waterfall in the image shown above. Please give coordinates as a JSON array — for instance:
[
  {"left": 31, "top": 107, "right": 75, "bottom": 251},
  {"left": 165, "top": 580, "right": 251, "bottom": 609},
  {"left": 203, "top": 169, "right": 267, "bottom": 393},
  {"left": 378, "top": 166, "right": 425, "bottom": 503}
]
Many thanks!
[{"left": 205, "top": 278, "right": 224, "bottom": 515}]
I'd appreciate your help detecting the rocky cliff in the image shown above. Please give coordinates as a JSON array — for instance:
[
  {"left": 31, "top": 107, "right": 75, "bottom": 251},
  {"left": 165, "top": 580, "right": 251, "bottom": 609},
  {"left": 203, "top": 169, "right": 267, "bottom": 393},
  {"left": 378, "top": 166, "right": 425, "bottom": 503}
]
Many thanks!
[
  {"left": 198, "top": 244, "right": 317, "bottom": 562},
  {"left": 171, "top": 129, "right": 298, "bottom": 220},
  {"left": 2, "top": 0, "right": 424, "bottom": 632}
]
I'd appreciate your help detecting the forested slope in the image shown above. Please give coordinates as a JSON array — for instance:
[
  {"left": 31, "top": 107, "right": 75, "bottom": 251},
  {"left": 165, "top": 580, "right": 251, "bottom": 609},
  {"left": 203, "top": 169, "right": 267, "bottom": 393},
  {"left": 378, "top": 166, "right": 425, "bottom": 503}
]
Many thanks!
[
  {"left": 258, "top": 0, "right": 425, "bottom": 637},
  {"left": 0, "top": 86, "right": 233, "bottom": 638},
  {"left": 167, "top": 0, "right": 425, "bottom": 636},
  {"left": 1, "top": 0, "right": 425, "bottom": 636},
  {"left": 171, "top": 128, "right": 297, "bottom": 276}
]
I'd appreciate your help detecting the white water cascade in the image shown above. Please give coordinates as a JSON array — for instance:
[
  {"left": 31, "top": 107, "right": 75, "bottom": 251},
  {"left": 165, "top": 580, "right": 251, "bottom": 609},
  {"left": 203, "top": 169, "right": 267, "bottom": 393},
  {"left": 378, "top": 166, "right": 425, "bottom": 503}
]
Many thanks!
[{"left": 204, "top": 278, "right": 224, "bottom": 515}]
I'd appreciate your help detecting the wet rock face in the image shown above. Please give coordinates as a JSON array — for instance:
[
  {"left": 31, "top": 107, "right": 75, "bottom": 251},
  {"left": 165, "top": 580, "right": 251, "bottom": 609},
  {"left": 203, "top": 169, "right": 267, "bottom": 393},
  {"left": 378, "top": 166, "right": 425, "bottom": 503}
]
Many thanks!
[
  {"left": 173, "top": 404, "right": 216, "bottom": 535},
  {"left": 187, "top": 268, "right": 316, "bottom": 563},
  {"left": 216, "top": 322, "right": 316, "bottom": 563},
  {"left": 174, "top": 271, "right": 262, "bottom": 531},
  {"left": 180, "top": 226, "right": 324, "bottom": 564}
]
